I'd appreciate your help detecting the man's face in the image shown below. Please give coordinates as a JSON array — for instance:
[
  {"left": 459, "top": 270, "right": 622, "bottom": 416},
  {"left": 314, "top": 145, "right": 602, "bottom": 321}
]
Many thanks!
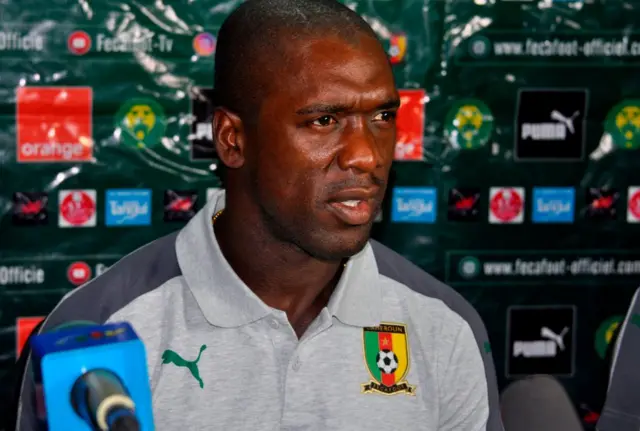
[{"left": 246, "top": 34, "right": 399, "bottom": 261}]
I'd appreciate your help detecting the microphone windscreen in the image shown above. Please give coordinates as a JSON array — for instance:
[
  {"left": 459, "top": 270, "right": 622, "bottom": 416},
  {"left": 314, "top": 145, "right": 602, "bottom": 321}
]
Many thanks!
[{"left": 500, "top": 375, "right": 583, "bottom": 431}]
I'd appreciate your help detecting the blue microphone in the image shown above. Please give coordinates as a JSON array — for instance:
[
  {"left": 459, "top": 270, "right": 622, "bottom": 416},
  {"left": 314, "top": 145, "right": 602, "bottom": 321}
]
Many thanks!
[{"left": 30, "top": 321, "right": 155, "bottom": 431}]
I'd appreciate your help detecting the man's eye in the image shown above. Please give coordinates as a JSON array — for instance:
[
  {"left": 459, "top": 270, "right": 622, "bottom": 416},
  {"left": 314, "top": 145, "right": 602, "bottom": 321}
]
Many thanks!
[
  {"left": 373, "top": 111, "right": 397, "bottom": 122},
  {"left": 311, "top": 116, "right": 337, "bottom": 127}
]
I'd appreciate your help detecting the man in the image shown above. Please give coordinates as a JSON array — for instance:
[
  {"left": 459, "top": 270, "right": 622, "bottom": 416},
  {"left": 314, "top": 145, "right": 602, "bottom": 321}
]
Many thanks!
[
  {"left": 595, "top": 286, "right": 640, "bottom": 431},
  {"left": 11, "top": 0, "right": 502, "bottom": 429}
]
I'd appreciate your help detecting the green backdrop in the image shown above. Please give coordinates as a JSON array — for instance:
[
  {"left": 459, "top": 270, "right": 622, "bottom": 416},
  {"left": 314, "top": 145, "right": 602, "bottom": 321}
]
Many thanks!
[{"left": 2, "top": 0, "right": 640, "bottom": 423}]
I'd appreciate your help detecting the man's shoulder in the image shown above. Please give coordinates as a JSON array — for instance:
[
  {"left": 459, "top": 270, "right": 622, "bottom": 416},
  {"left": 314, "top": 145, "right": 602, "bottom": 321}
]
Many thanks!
[
  {"left": 369, "top": 240, "right": 487, "bottom": 335},
  {"left": 41, "top": 232, "right": 182, "bottom": 331}
]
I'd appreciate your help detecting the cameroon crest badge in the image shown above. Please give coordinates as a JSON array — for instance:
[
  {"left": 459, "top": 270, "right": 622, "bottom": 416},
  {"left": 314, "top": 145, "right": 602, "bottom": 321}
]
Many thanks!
[{"left": 362, "top": 322, "right": 416, "bottom": 395}]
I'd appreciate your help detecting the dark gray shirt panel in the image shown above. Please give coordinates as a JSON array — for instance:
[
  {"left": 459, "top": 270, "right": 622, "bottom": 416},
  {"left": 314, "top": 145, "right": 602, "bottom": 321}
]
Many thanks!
[
  {"left": 16, "top": 232, "right": 181, "bottom": 431},
  {"left": 370, "top": 239, "right": 504, "bottom": 431}
]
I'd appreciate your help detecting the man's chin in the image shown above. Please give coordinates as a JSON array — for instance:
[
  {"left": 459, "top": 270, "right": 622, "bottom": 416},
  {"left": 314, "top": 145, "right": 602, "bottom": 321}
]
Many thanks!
[{"left": 305, "top": 232, "right": 371, "bottom": 262}]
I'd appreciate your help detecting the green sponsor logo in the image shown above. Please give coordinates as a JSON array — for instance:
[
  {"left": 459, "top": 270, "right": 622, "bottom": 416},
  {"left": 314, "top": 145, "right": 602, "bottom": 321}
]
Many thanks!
[
  {"left": 458, "top": 256, "right": 480, "bottom": 279},
  {"left": 604, "top": 100, "right": 640, "bottom": 150},
  {"left": 594, "top": 316, "right": 623, "bottom": 359},
  {"left": 115, "top": 98, "right": 166, "bottom": 149},
  {"left": 161, "top": 344, "right": 207, "bottom": 388},
  {"left": 444, "top": 99, "right": 494, "bottom": 149}
]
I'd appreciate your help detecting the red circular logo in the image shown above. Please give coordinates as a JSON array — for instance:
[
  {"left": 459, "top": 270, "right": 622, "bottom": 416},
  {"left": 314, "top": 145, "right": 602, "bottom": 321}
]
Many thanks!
[
  {"left": 630, "top": 190, "right": 640, "bottom": 220},
  {"left": 60, "top": 191, "right": 95, "bottom": 226},
  {"left": 67, "top": 31, "right": 92, "bottom": 55},
  {"left": 67, "top": 261, "right": 92, "bottom": 286},
  {"left": 490, "top": 188, "right": 523, "bottom": 222}
]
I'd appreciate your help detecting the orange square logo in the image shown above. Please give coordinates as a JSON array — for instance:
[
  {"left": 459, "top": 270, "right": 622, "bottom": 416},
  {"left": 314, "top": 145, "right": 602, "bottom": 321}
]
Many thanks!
[
  {"left": 16, "top": 316, "right": 45, "bottom": 358},
  {"left": 394, "top": 89, "right": 425, "bottom": 161},
  {"left": 16, "top": 87, "right": 93, "bottom": 162}
]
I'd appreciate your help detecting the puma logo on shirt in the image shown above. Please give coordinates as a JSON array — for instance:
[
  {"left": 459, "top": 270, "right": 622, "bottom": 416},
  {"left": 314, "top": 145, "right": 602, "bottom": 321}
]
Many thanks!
[{"left": 162, "top": 344, "right": 207, "bottom": 388}]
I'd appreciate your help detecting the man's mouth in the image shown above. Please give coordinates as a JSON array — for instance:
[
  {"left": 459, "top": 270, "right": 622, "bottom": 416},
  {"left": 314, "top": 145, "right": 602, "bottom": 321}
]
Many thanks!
[
  {"left": 328, "top": 199, "right": 374, "bottom": 225},
  {"left": 326, "top": 186, "right": 381, "bottom": 226}
]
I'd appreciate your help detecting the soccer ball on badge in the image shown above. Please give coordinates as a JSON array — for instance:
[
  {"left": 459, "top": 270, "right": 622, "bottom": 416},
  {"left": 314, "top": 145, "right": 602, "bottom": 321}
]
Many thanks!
[{"left": 376, "top": 349, "right": 399, "bottom": 374}]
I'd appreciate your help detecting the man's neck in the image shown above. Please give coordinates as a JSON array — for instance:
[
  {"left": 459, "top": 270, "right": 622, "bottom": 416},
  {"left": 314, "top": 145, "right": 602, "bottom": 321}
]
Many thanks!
[{"left": 213, "top": 202, "right": 344, "bottom": 336}]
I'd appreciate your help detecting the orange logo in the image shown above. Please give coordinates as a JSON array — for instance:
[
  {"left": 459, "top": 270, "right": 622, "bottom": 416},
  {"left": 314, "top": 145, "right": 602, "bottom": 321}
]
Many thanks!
[
  {"left": 16, "top": 316, "right": 45, "bottom": 358},
  {"left": 16, "top": 87, "right": 93, "bottom": 162},
  {"left": 394, "top": 89, "right": 425, "bottom": 161}
]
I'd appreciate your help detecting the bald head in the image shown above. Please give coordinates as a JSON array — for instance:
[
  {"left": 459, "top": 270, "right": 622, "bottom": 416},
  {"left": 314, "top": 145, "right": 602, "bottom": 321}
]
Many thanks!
[{"left": 214, "top": 0, "right": 382, "bottom": 123}]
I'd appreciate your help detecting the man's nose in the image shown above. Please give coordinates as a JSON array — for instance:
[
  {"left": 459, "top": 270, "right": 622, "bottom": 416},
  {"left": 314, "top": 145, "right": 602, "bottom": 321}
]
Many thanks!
[{"left": 337, "top": 120, "right": 384, "bottom": 173}]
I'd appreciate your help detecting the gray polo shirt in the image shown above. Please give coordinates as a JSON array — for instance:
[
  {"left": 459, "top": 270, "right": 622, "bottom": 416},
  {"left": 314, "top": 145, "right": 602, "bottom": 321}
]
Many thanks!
[
  {"left": 598, "top": 287, "right": 640, "bottom": 431},
  {"left": 17, "top": 190, "right": 503, "bottom": 431}
]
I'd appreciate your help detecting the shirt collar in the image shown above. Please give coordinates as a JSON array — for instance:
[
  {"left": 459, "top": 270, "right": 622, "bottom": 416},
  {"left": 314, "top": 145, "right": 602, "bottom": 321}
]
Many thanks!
[{"left": 176, "top": 189, "right": 381, "bottom": 328}]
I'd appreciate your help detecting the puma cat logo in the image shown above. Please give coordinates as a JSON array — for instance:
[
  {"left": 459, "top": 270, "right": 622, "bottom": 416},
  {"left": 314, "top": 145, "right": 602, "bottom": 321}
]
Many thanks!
[{"left": 161, "top": 344, "right": 207, "bottom": 388}]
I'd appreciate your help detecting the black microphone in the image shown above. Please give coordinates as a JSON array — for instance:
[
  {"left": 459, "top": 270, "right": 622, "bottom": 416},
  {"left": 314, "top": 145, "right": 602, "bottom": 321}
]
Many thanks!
[{"left": 70, "top": 369, "right": 140, "bottom": 431}]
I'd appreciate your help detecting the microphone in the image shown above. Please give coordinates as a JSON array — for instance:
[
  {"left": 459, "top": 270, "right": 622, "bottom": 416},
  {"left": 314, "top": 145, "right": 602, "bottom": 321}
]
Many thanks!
[
  {"left": 500, "top": 374, "right": 583, "bottom": 431},
  {"left": 30, "top": 321, "right": 154, "bottom": 431}
]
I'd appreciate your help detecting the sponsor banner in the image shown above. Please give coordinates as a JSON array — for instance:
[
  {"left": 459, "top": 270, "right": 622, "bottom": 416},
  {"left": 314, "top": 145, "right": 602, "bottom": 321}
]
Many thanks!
[
  {"left": 164, "top": 190, "right": 198, "bottom": 222},
  {"left": 627, "top": 187, "right": 640, "bottom": 223},
  {"left": 531, "top": 187, "right": 575, "bottom": 223},
  {"left": 391, "top": 187, "right": 437, "bottom": 223},
  {"left": 444, "top": 99, "right": 494, "bottom": 150},
  {"left": 446, "top": 250, "right": 640, "bottom": 285},
  {"left": 0, "top": 257, "right": 118, "bottom": 290},
  {"left": 110, "top": 97, "right": 212, "bottom": 178},
  {"left": 114, "top": 98, "right": 167, "bottom": 151},
  {"left": 604, "top": 100, "right": 640, "bottom": 150},
  {"left": 514, "top": 89, "right": 587, "bottom": 161},
  {"left": 394, "top": 89, "right": 425, "bottom": 161},
  {"left": 506, "top": 305, "right": 576, "bottom": 377},
  {"left": 456, "top": 31, "right": 640, "bottom": 66},
  {"left": 489, "top": 187, "right": 524, "bottom": 224},
  {"left": 105, "top": 189, "right": 152, "bottom": 226},
  {"left": 16, "top": 87, "right": 93, "bottom": 163},
  {"left": 585, "top": 187, "right": 619, "bottom": 220},
  {"left": 58, "top": 189, "right": 97, "bottom": 228},
  {"left": 12, "top": 192, "right": 48, "bottom": 226},
  {"left": 448, "top": 188, "right": 481, "bottom": 221},
  {"left": 16, "top": 317, "right": 46, "bottom": 358}
]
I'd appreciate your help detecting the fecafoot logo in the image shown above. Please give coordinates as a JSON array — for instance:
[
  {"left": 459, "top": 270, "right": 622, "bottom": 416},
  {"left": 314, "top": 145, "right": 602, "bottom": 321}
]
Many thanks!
[{"left": 114, "top": 98, "right": 166, "bottom": 149}]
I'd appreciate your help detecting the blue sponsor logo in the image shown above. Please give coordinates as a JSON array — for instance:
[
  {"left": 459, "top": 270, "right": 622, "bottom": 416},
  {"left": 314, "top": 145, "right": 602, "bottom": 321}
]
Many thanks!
[
  {"left": 391, "top": 187, "right": 437, "bottom": 223},
  {"left": 105, "top": 189, "right": 152, "bottom": 226},
  {"left": 532, "top": 187, "right": 575, "bottom": 223}
]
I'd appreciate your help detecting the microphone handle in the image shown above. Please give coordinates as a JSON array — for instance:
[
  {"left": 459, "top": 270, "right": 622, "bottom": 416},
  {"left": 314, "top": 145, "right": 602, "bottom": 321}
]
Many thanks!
[
  {"left": 107, "top": 407, "right": 141, "bottom": 431},
  {"left": 71, "top": 369, "right": 140, "bottom": 431}
]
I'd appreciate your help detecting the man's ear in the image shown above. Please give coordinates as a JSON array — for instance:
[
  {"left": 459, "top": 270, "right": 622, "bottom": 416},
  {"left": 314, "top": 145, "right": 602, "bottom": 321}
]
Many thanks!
[{"left": 213, "top": 107, "right": 245, "bottom": 169}]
